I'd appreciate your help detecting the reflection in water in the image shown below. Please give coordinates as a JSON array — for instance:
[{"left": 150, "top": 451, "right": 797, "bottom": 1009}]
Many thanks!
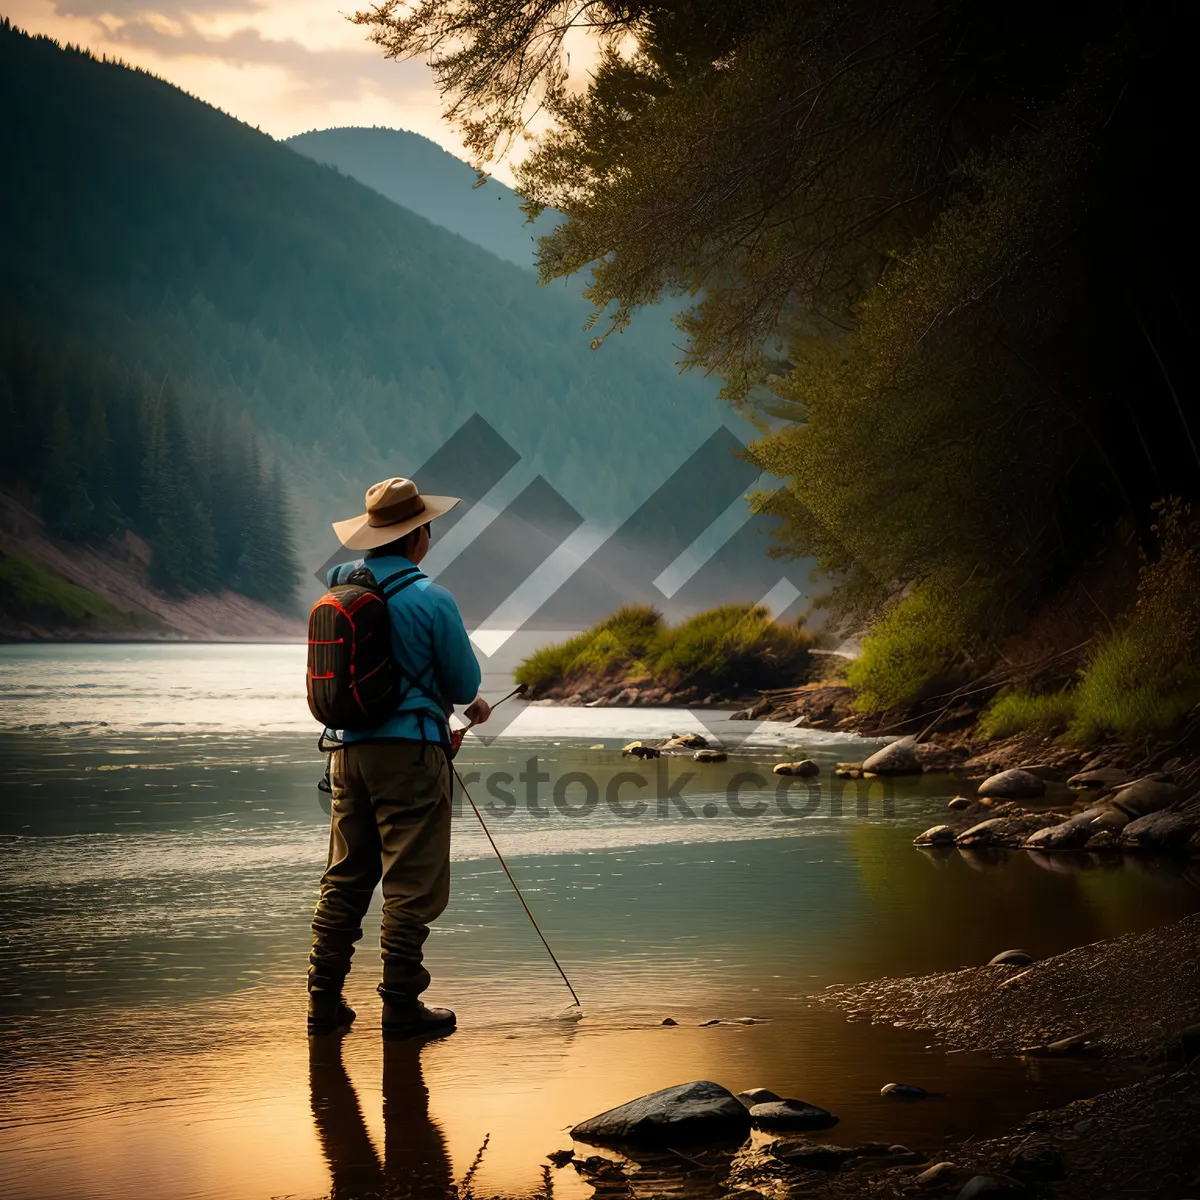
[
  {"left": 310, "top": 1038, "right": 455, "bottom": 1200},
  {"left": 2, "top": 661, "right": 1199, "bottom": 1200}
]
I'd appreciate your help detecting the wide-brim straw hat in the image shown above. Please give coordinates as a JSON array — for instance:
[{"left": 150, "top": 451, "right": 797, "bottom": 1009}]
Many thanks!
[{"left": 332, "top": 476, "right": 461, "bottom": 551}]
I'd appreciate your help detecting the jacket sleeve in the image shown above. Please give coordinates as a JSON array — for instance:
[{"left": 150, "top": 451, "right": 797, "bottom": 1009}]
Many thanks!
[{"left": 430, "top": 586, "right": 482, "bottom": 705}]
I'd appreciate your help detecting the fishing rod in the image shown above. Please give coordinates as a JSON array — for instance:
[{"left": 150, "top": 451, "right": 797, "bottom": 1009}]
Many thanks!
[{"left": 451, "top": 684, "right": 583, "bottom": 1010}]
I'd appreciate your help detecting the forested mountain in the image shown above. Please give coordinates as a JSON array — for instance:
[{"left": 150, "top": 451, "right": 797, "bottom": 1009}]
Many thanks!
[
  {"left": 288, "top": 126, "right": 560, "bottom": 269},
  {"left": 0, "top": 21, "right": 724, "bottom": 601},
  {"left": 0, "top": 319, "right": 300, "bottom": 604}
]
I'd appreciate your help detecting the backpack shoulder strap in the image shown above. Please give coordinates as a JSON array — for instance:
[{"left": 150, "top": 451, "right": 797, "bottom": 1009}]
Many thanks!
[
  {"left": 383, "top": 569, "right": 425, "bottom": 599},
  {"left": 375, "top": 565, "right": 420, "bottom": 594}
]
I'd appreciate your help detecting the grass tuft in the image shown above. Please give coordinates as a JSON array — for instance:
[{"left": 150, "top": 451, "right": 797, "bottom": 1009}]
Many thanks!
[{"left": 515, "top": 603, "right": 813, "bottom": 695}]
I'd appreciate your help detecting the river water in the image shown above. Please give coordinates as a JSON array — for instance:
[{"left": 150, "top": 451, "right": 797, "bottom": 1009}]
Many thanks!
[{"left": 1, "top": 644, "right": 1198, "bottom": 1200}]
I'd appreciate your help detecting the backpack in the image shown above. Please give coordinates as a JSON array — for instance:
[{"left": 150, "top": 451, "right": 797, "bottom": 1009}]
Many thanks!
[{"left": 306, "top": 564, "right": 425, "bottom": 731}]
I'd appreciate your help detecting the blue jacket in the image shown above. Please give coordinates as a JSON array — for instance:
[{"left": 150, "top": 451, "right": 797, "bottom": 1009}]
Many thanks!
[{"left": 326, "top": 552, "right": 481, "bottom": 744}]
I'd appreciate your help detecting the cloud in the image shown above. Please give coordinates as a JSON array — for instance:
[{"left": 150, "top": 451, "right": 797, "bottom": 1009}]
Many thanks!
[
  {"left": 53, "top": 0, "right": 262, "bottom": 15},
  {"left": 102, "top": 15, "right": 428, "bottom": 101}
]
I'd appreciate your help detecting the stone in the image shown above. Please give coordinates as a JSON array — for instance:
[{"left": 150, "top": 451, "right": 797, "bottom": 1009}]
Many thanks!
[
  {"left": 661, "top": 1017, "right": 678, "bottom": 1026},
  {"left": 1067, "top": 766, "right": 1131, "bottom": 791},
  {"left": 914, "top": 824, "right": 958, "bottom": 846},
  {"left": 1120, "top": 809, "right": 1197, "bottom": 852},
  {"left": 1084, "top": 828, "right": 1118, "bottom": 850},
  {"left": 862, "top": 736, "right": 922, "bottom": 775},
  {"left": 977, "top": 769, "right": 1046, "bottom": 800},
  {"left": 736, "top": 1087, "right": 781, "bottom": 1108},
  {"left": 769, "top": 1141, "right": 856, "bottom": 1169},
  {"left": 773, "top": 759, "right": 820, "bottom": 777},
  {"left": 662, "top": 732, "right": 707, "bottom": 749},
  {"left": 956, "top": 1175, "right": 1027, "bottom": 1198},
  {"left": 612, "top": 687, "right": 639, "bottom": 706},
  {"left": 693, "top": 748, "right": 727, "bottom": 762},
  {"left": 956, "top": 815, "right": 1057, "bottom": 848},
  {"left": 1109, "top": 777, "right": 1180, "bottom": 817},
  {"left": 1022, "top": 805, "right": 1130, "bottom": 851},
  {"left": 569, "top": 1080, "right": 751, "bottom": 1146},
  {"left": 546, "top": 1149, "right": 575, "bottom": 1167},
  {"left": 748, "top": 1099, "right": 839, "bottom": 1131},
  {"left": 880, "top": 1082, "right": 927, "bottom": 1099},
  {"left": 622, "top": 741, "right": 660, "bottom": 759},
  {"left": 988, "top": 949, "right": 1034, "bottom": 967},
  {"left": 916, "top": 1161, "right": 962, "bottom": 1188},
  {"left": 947, "top": 796, "right": 973, "bottom": 810},
  {"left": 562, "top": 693, "right": 584, "bottom": 706}
]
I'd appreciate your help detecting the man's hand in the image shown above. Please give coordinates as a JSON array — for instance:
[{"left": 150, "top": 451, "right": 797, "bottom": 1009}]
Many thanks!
[{"left": 463, "top": 696, "right": 492, "bottom": 726}]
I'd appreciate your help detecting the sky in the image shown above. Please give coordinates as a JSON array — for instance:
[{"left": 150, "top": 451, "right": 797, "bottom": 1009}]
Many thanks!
[{"left": 4, "top": 0, "right": 515, "bottom": 178}]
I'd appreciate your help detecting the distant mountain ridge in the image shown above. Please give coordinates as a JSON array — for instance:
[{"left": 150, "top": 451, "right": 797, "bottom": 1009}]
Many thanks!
[
  {"left": 1, "top": 24, "right": 728, "bottom": 587},
  {"left": 288, "top": 126, "right": 561, "bottom": 269}
]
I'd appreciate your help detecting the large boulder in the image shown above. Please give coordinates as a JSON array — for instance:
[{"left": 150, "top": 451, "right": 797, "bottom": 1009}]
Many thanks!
[
  {"left": 977, "top": 769, "right": 1046, "bottom": 800},
  {"left": 1120, "top": 809, "right": 1199, "bottom": 852},
  {"left": 1110, "top": 777, "right": 1180, "bottom": 817},
  {"left": 862, "top": 736, "right": 922, "bottom": 775},
  {"left": 569, "top": 1081, "right": 751, "bottom": 1146}
]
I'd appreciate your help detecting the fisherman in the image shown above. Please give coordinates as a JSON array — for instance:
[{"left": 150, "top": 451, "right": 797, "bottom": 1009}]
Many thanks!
[{"left": 308, "top": 477, "right": 490, "bottom": 1039}]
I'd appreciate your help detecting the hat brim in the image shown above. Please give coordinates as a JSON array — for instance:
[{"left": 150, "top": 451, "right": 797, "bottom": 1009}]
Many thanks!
[{"left": 331, "top": 494, "right": 461, "bottom": 551}]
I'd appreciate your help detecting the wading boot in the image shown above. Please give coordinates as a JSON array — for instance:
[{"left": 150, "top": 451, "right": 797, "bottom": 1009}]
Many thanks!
[
  {"left": 381, "top": 1000, "right": 456, "bottom": 1041},
  {"left": 307, "top": 992, "right": 357, "bottom": 1036}
]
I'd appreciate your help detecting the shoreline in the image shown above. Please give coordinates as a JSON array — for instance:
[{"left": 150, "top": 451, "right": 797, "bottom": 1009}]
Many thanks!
[{"left": 563, "top": 916, "right": 1200, "bottom": 1198}]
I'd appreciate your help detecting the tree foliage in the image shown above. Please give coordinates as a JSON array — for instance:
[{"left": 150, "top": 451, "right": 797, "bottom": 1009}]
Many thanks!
[
  {"left": 0, "top": 315, "right": 300, "bottom": 606},
  {"left": 359, "top": 0, "right": 1198, "bottom": 695}
]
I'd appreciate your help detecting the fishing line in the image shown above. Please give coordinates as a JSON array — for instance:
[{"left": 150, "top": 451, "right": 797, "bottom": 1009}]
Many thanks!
[
  {"left": 454, "top": 765, "right": 582, "bottom": 1009},
  {"left": 449, "top": 683, "right": 582, "bottom": 1010}
]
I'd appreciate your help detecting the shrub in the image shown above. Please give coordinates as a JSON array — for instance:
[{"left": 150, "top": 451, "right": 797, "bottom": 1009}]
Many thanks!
[
  {"left": 515, "top": 603, "right": 812, "bottom": 695},
  {"left": 848, "top": 578, "right": 989, "bottom": 715},
  {"left": 977, "top": 688, "right": 1077, "bottom": 740},
  {"left": 976, "top": 502, "right": 1200, "bottom": 744}
]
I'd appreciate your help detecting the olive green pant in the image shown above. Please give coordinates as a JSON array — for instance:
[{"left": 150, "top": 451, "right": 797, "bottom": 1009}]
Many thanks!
[{"left": 309, "top": 741, "right": 452, "bottom": 1004}]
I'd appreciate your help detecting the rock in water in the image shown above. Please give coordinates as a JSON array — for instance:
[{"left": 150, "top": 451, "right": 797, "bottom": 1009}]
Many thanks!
[
  {"left": 914, "top": 824, "right": 957, "bottom": 846},
  {"left": 862, "top": 736, "right": 921, "bottom": 775},
  {"left": 1120, "top": 809, "right": 1197, "bottom": 851},
  {"left": 1022, "top": 805, "right": 1131, "bottom": 850},
  {"left": 1110, "top": 777, "right": 1180, "bottom": 816},
  {"left": 546, "top": 1149, "right": 575, "bottom": 1167},
  {"left": 693, "top": 748, "right": 727, "bottom": 762},
  {"left": 661, "top": 733, "right": 707, "bottom": 749},
  {"left": 773, "top": 760, "right": 819, "bottom": 777},
  {"left": 736, "top": 1087, "right": 782, "bottom": 1108},
  {"left": 947, "top": 796, "right": 973, "bottom": 810},
  {"left": 880, "top": 1082, "right": 927, "bottom": 1099},
  {"left": 569, "top": 1080, "right": 751, "bottom": 1146},
  {"left": 769, "top": 1142, "right": 856, "bottom": 1170},
  {"left": 956, "top": 815, "right": 1057, "bottom": 847},
  {"left": 989, "top": 949, "right": 1034, "bottom": 966},
  {"left": 1067, "top": 766, "right": 1130, "bottom": 791},
  {"left": 977, "top": 769, "right": 1046, "bottom": 800},
  {"left": 749, "top": 1099, "right": 838, "bottom": 1131}
]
